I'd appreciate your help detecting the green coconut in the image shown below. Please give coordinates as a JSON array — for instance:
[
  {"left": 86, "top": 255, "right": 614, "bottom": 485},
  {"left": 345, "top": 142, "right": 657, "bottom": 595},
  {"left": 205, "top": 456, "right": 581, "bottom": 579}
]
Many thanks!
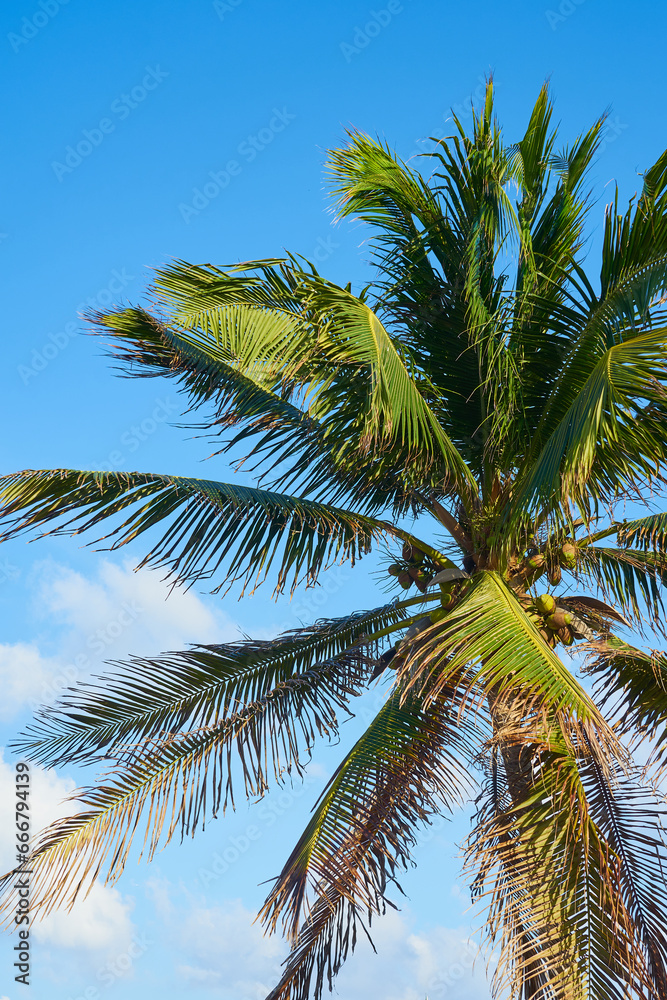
[
  {"left": 535, "top": 593, "right": 556, "bottom": 616},
  {"left": 387, "top": 563, "right": 402, "bottom": 576},
  {"left": 560, "top": 542, "right": 577, "bottom": 569},
  {"left": 430, "top": 608, "right": 447, "bottom": 624},
  {"left": 397, "top": 571, "right": 412, "bottom": 589},
  {"left": 526, "top": 553, "right": 545, "bottom": 571},
  {"left": 546, "top": 610, "right": 573, "bottom": 630}
]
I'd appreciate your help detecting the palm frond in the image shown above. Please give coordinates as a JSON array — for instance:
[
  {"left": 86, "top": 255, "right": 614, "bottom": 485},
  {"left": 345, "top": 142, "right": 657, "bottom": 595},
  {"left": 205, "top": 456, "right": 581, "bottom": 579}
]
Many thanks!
[
  {"left": 13, "top": 601, "right": 421, "bottom": 772},
  {"left": 398, "top": 571, "right": 612, "bottom": 740},
  {"left": 0, "top": 469, "right": 391, "bottom": 596},
  {"left": 468, "top": 726, "right": 667, "bottom": 1000},
  {"left": 150, "top": 260, "right": 477, "bottom": 501},
  {"left": 95, "top": 305, "right": 401, "bottom": 513},
  {"left": 601, "top": 149, "right": 667, "bottom": 300},
  {"left": 529, "top": 252, "right": 667, "bottom": 458},
  {"left": 618, "top": 513, "right": 667, "bottom": 552},
  {"left": 0, "top": 600, "right": 449, "bottom": 928},
  {"left": 261, "top": 685, "right": 478, "bottom": 1000},
  {"left": 586, "top": 636, "right": 667, "bottom": 766},
  {"left": 578, "top": 546, "right": 667, "bottom": 631},
  {"left": 510, "top": 328, "right": 667, "bottom": 521}
]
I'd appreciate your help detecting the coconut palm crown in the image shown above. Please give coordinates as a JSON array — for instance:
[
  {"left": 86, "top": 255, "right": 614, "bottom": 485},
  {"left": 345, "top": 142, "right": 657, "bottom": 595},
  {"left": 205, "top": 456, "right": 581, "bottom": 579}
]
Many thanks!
[{"left": 3, "top": 83, "right": 667, "bottom": 1000}]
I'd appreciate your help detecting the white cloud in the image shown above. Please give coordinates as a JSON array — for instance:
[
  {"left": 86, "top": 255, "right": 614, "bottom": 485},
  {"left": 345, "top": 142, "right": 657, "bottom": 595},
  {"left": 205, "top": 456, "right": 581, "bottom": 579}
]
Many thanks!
[
  {"left": 148, "top": 881, "right": 492, "bottom": 1000},
  {"left": 0, "top": 642, "right": 60, "bottom": 720},
  {"left": 34, "top": 556, "right": 240, "bottom": 661},
  {"left": 0, "top": 748, "right": 77, "bottom": 871},
  {"left": 0, "top": 750, "right": 135, "bottom": 959},
  {"left": 144, "top": 874, "right": 175, "bottom": 920},
  {"left": 175, "top": 897, "right": 286, "bottom": 997},
  {"left": 334, "top": 908, "right": 491, "bottom": 1000},
  {"left": 0, "top": 557, "right": 245, "bottom": 969},
  {"left": 0, "top": 557, "right": 242, "bottom": 720},
  {"left": 32, "top": 883, "right": 134, "bottom": 954}
]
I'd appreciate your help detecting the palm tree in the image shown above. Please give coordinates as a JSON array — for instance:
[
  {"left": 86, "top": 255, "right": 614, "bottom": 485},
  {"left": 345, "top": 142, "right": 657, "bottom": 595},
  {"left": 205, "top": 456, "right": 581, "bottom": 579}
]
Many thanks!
[{"left": 3, "top": 81, "right": 667, "bottom": 999}]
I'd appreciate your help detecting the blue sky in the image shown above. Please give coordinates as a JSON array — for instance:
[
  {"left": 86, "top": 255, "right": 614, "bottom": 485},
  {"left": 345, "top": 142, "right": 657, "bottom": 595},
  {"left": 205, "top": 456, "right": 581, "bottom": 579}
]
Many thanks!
[{"left": 0, "top": 0, "right": 665, "bottom": 997}]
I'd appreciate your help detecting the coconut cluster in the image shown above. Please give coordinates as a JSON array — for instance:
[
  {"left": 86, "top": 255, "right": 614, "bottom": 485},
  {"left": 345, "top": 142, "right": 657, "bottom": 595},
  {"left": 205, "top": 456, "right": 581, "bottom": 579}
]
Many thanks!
[
  {"left": 532, "top": 592, "right": 575, "bottom": 646},
  {"left": 511, "top": 540, "right": 579, "bottom": 589},
  {"left": 387, "top": 542, "right": 433, "bottom": 593}
]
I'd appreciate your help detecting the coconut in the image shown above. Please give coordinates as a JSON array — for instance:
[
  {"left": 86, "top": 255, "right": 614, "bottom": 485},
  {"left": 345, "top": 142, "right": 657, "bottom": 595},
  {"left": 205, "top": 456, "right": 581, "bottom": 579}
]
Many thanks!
[
  {"left": 526, "top": 553, "right": 545, "bottom": 571},
  {"left": 546, "top": 610, "right": 573, "bottom": 630},
  {"left": 387, "top": 563, "right": 401, "bottom": 576},
  {"left": 535, "top": 593, "right": 556, "bottom": 616},
  {"left": 557, "top": 627, "right": 574, "bottom": 646},
  {"left": 397, "top": 571, "right": 412, "bottom": 589},
  {"left": 403, "top": 541, "right": 425, "bottom": 563},
  {"left": 560, "top": 542, "right": 577, "bottom": 569},
  {"left": 548, "top": 564, "right": 562, "bottom": 586},
  {"left": 430, "top": 608, "right": 447, "bottom": 624},
  {"left": 408, "top": 566, "right": 429, "bottom": 593}
]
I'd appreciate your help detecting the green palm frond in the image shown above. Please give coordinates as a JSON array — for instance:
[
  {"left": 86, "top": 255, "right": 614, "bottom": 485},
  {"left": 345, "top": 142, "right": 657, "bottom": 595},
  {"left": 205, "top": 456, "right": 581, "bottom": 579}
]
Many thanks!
[
  {"left": 529, "top": 254, "right": 667, "bottom": 460},
  {"left": 150, "top": 260, "right": 477, "bottom": 499},
  {"left": 511, "top": 328, "right": 667, "bottom": 521},
  {"left": 326, "top": 111, "right": 511, "bottom": 470},
  {"left": 578, "top": 546, "right": 667, "bottom": 631},
  {"left": 260, "top": 685, "right": 478, "bottom": 1000},
  {"left": 601, "top": 149, "right": 667, "bottom": 299},
  {"left": 96, "top": 304, "right": 423, "bottom": 515},
  {"left": 617, "top": 512, "right": 667, "bottom": 552},
  {"left": 0, "top": 469, "right": 393, "bottom": 595},
  {"left": 586, "top": 636, "right": 667, "bottom": 766},
  {"left": 399, "top": 571, "right": 610, "bottom": 738},
  {"left": 13, "top": 601, "right": 421, "bottom": 772}
]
